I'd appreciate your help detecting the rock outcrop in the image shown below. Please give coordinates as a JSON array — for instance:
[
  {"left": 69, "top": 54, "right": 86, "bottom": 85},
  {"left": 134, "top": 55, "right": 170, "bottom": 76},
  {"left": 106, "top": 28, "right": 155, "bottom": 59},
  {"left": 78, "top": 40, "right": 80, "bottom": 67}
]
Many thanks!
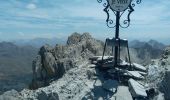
[
  {"left": 159, "top": 46, "right": 170, "bottom": 100},
  {"left": 30, "top": 33, "right": 165, "bottom": 89},
  {"left": 0, "top": 33, "right": 167, "bottom": 100},
  {"left": 143, "top": 46, "right": 170, "bottom": 100},
  {"left": 30, "top": 32, "right": 104, "bottom": 89}
]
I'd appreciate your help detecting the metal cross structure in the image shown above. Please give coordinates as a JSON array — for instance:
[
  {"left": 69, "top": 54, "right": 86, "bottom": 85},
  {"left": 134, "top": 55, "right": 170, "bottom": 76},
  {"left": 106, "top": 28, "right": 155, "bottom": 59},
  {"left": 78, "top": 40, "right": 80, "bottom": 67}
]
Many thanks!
[{"left": 97, "top": 0, "right": 142, "bottom": 68}]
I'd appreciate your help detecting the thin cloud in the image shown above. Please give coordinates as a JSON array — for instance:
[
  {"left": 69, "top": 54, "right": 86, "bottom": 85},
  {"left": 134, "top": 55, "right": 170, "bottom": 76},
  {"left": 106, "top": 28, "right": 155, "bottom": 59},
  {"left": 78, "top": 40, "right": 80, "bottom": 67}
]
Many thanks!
[
  {"left": 26, "top": 3, "right": 37, "bottom": 10},
  {"left": 0, "top": 0, "right": 170, "bottom": 42}
]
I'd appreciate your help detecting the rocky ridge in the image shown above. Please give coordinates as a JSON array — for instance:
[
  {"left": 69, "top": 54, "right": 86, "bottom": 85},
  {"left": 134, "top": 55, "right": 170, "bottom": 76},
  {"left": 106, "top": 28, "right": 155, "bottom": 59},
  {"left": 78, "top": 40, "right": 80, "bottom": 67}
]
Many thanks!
[
  {"left": 30, "top": 32, "right": 105, "bottom": 89},
  {"left": 0, "top": 33, "right": 167, "bottom": 100},
  {"left": 158, "top": 46, "right": 170, "bottom": 100}
]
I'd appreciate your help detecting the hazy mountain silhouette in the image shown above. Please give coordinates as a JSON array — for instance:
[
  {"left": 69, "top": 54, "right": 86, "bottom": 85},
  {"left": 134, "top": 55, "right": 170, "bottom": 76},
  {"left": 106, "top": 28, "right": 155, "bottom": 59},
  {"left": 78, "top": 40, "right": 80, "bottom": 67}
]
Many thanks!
[
  {"left": 0, "top": 42, "right": 38, "bottom": 94},
  {"left": 129, "top": 40, "right": 166, "bottom": 64},
  {"left": 13, "top": 37, "right": 66, "bottom": 48},
  {"left": 130, "top": 40, "right": 166, "bottom": 49}
]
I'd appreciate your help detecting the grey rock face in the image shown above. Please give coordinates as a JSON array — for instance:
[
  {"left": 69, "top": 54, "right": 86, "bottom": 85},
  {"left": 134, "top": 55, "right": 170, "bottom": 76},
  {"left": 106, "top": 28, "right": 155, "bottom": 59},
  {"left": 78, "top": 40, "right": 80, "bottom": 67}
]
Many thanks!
[
  {"left": 159, "top": 46, "right": 170, "bottom": 100},
  {"left": 31, "top": 33, "right": 104, "bottom": 89},
  {"left": 31, "top": 32, "right": 164, "bottom": 89},
  {"left": 43, "top": 52, "right": 56, "bottom": 77},
  {"left": 67, "top": 32, "right": 81, "bottom": 45}
]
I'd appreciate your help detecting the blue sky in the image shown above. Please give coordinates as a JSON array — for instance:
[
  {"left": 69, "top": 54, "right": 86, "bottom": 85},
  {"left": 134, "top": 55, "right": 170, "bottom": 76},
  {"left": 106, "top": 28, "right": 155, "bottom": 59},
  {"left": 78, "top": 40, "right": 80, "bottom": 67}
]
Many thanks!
[{"left": 0, "top": 0, "right": 170, "bottom": 43}]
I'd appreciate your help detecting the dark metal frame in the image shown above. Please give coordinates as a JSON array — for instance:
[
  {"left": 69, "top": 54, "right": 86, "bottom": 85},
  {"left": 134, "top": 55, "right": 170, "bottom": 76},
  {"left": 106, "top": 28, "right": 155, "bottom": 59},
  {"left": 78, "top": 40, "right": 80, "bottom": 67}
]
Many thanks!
[
  {"left": 97, "top": 0, "right": 141, "bottom": 68},
  {"left": 97, "top": 0, "right": 141, "bottom": 28}
]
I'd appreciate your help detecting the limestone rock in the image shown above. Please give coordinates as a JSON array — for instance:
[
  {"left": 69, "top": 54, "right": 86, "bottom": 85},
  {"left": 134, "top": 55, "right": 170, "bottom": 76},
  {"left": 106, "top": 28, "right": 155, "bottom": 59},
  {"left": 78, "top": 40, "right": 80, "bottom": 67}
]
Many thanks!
[
  {"left": 67, "top": 32, "right": 81, "bottom": 45},
  {"left": 133, "top": 63, "right": 146, "bottom": 72},
  {"left": 39, "top": 44, "right": 53, "bottom": 55},
  {"left": 30, "top": 33, "right": 104, "bottom": 89},
  {"left": 128, "top": 78, "right": 147, "bottom": 98},
  {"left": 80, "top": 32, "right": 92, "bottom": 41},
  {"left": 43, "top": 52, "right": 57, "bottom": 77}
]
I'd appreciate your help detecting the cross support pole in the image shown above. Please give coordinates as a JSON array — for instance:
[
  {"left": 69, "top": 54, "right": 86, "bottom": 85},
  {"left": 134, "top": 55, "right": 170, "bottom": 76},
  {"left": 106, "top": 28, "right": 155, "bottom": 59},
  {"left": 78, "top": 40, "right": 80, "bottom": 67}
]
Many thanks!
[{"left": 114, "top": 11, "right": 120, "bottom": 67}]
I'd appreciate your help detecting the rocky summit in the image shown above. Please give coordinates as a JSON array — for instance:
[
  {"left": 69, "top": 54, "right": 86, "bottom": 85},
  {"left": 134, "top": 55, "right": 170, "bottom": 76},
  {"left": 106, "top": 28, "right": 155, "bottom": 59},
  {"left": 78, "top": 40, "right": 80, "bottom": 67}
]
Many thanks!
[
  {"left": 30, "top": 32, "right": 105, "bottom": 89},
  {"left": 0, "top": 33, "right": 168, "bottom": 100}
]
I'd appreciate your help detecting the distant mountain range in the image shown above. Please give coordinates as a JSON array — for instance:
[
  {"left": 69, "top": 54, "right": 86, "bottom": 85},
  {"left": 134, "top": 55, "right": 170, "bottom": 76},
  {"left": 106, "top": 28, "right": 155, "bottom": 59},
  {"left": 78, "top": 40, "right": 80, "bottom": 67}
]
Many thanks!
[
  {"left": 0, "top": 42, "right": 38, "bottom": 94},
  {"left": 129, "top": 39, "right": 166, "bottom": 50},
  {"left": 129, "top": 39, "right": 166, "bottom": 64},
  {"left": 0, "top": 38, "right": 66, "bottom": 94},
  {"left": 13, "top": 37, "right": 66, "bottom": 48}
]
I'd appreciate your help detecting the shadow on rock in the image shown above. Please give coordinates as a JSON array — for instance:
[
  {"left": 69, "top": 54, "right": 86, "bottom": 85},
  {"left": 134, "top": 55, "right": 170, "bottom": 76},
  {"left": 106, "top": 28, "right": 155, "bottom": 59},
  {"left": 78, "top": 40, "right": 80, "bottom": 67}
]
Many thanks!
[{"left": 83, "top": 67, "right": 118, "bottom": 100}]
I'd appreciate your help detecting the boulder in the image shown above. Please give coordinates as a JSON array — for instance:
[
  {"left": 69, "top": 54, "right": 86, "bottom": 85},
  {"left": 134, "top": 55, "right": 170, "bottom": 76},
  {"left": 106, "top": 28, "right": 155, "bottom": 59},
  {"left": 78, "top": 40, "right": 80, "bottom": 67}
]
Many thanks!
[
  {"left": 128, "top": 78, "right": 147, "bottom": 98},
  {"left": 124, "top": 71, "right": 144, "bottom": 80},
  {"left": 133, "top": 63, "right": 146, "bottom": 72},
  {"left": 67, "top": 32, "right": 81, "bottom": 45}
]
